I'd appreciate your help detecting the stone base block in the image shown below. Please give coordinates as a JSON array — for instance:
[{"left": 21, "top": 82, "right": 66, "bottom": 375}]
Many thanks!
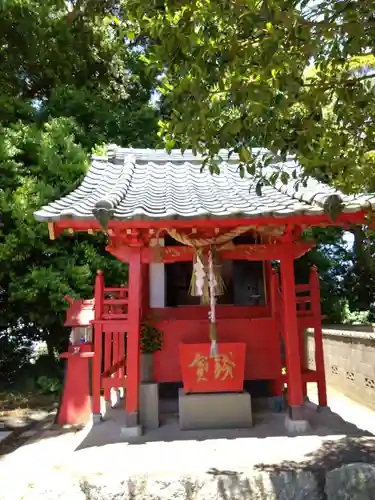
[
  {"left": 0, "top": 431, "right": 12, "bottom": 443},
  {"left": 140, "top": 382, "right": 159, "bottom": 430},
  {"left": 120, "top": 425, "right": 143, "bottom": 438},
  {"left": 284, "top": 414, "right": 311, "bottom": 433},
  {"left": 317, "top": 405, "right": 332, "bottom": 414},
  {"left": 91, "top": 413, "right": 102, "bottom": 425},
  {"left": 178, "top": 389, "right": 252, "bottom": 430}
]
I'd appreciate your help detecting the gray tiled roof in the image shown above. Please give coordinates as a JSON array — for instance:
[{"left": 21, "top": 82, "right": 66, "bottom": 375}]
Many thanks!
[{"left": 33, "top": 146, "right": 375, "bottom": 222}]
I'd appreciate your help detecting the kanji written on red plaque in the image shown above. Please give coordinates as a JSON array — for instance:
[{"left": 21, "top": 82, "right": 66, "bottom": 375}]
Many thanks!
[
  {"left": 189, "top": 352, "right": 236, "bottom": 382},
  {"left": 180, "top": 342, "right": 246, "bottom": 393}
]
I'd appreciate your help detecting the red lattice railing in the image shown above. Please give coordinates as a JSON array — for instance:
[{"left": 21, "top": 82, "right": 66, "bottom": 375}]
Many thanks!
[{"left": 102, "top": 287, "right": 128, "bottom": 319}]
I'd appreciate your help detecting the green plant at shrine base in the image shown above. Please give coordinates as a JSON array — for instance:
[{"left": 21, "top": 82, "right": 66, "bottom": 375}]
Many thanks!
[
  {"left": 140, "top": 316, "right": 164, "bottom": 354},
  {"left": 36, "top": 376, "right": 63, "bottom": 395}
]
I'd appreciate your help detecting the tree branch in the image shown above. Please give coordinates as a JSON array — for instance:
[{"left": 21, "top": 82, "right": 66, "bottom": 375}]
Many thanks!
[
  {"left": 304, "top": 19, "right": 375, "bottom": 30},
  {"left": 303, "top": 72, "right": 375, "bottom": 90}
]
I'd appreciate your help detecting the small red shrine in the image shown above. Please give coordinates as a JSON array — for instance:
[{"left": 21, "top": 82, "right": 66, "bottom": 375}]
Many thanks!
[{"left": 34, "top": 147, "right": 375, "bottom": 432}]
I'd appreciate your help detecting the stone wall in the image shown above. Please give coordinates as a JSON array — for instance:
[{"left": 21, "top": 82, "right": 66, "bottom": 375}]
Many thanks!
[
  {"left": 19, "top": 463, "right": 375, "bottom": 500},
  {"left": 306, "top": 325, "right": 375, "bottom": 410}
]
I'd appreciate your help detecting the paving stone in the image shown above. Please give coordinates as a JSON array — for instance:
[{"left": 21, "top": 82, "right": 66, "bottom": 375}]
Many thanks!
[
  {"left": 325, "top": 463, "right": 375, "bottom": 500},
  {"left": 17, "top": 430, "right": 36, "bottom": 440},
  {"left": 0, "top": 431, "right": 12, "bottom": 444},
  {"left": 18, "top": 469, "right": 322, "bottom": 500}
]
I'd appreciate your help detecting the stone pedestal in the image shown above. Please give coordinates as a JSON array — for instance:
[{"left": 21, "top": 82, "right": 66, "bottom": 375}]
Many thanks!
[
  {"left": 178, "top": 389, "right": 252, "bottom": 430},
  {"left": 140, "top": 382, "right": 159, "bottom": 430},
  {"left": 141, "top": 353, "right": 154, "bottom": 383}
]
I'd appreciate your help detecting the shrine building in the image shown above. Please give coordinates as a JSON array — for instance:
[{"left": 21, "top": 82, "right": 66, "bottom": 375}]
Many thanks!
[{"left": 34, "top": 146, "right": 375, "bottom": 434}]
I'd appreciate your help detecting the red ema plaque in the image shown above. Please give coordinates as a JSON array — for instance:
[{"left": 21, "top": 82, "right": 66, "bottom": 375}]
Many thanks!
[{"left": 179, "top": 342, "right": 246, "bottom": 393}]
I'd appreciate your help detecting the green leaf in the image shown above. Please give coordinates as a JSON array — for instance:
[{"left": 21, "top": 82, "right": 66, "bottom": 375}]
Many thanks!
[
  {"left": 165, "top": 139, "right": 176, "bottom": 152},
  {"left": 255, "top": 181, "right": 263, "bottom": 196},
  {"left": 230, "top": 118, "right": 242, "bottom": 135},
  {"left": 239, "top": 147, "right": 252, "bottom": 164},
  {"left": 280, "top": 171, "right": 289, "bottom": 185},
  {"left": 246, "top": 163, "right": 256, "bottom": 176}
]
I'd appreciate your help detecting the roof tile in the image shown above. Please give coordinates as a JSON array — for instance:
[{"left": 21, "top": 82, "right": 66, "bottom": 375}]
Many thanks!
[{"left": 33, "top": 147, "right": 375, "bottom": 222}]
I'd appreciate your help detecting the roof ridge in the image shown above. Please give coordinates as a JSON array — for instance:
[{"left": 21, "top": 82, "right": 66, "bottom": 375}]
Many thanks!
[{"left": 93, "top": 153, "right": 136, "bottom": 212}]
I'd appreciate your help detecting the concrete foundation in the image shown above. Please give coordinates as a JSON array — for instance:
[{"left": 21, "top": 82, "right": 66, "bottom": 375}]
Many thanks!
[
  {"left": 178, "top": 389, "right": 252, "bottom": 430},
  {"left": 284, "top": 414, "right": 311, "bottom": 433},
  {"left": 140, "top": 382, "right": 159, "bottom": 430},
  {"left": 92, "top": 413, "right": 102, "bottom": 425},
  {"left": 120, "top": 425, "right": 143, "bottom": 438}
]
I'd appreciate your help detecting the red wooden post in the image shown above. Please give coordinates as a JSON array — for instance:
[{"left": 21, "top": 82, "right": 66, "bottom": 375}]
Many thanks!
[
  {"left": 264, "top": 261, "right": 272, "bottom": 306},
  {"left": 299, "top": 326, "right": 308, "bottom": 399},
  {"left": 270, "top": 268, "right": 283, "bottom": 396},
  {"left": 92, "top": 270, "right": 104, "bottom": 416},
  {"left": 118, "top": 331, "right": 125, "bottom": 382},
  {"left": 280, "top": 251, "right": 305, "bottom": 419},
  {"left": 125, "top": 247, "right": 142, "bottom": 426},
  {"left": 270, "top": 268, "right": 279, "bottom": 317},
  {"left": 141, "top": 263, "right": 150, "bottom": 315},
  {"left": 113, "top": 331, "right": 119, "bottom": 378},
  {"left": 310, "top": 265, "right": 328, "bottom": 407},
  {"left": 104, "top": 331, "right": 112, "bottom": 401}
]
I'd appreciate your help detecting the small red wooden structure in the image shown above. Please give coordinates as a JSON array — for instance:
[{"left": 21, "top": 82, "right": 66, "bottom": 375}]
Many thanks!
[
  {"left": 34, "top": 147, "right": 375, "bottom": 428},
  {"left": 57, "top": 297, "right": 95, "bottom": 425}
]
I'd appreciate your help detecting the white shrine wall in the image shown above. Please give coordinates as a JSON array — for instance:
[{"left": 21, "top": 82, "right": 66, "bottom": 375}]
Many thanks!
[{"left": 149, "top": 238, "right": 165, "bottom": 308}]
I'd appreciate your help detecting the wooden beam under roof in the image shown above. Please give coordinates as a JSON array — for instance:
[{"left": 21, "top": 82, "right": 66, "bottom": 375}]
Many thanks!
[{"left": 106, "top": 242, "right": 315, "bottom": 264}]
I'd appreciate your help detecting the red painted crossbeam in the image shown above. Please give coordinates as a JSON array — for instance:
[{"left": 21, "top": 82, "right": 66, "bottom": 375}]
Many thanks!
[
  {"left": 51, "top": 210, "right": 367, "bottom": 236},
  {"left": 107, "top": 242, "right": 314, "bottom": 263},
  {"left": 101, "top": 358, "right": 126, "bottom": 378},
  {"left": 101, "top": 376, "right": 127, "bottom": 390}
]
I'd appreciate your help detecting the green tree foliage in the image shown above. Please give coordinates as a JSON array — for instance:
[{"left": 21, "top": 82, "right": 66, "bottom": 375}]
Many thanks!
[
  {"left": 344, "top": 225, "right": 375, "bottom": 313},
  {"left": 296, "top": 227, "right": 353, "bottom": 323},
  {"left": 122, "top": 0, "right": 375, "bottom": 313},
  {"left": 0, "top": 0, "right": 160, "bottom": 383},
  {"left": 0, "top": 119, "right": 127, "bottom": 361},
  {"left": 1, "top": 0, "right": 159, "bottom": 150},
  {"left": 123, "top": 0, "right": 375, "bottom": 190}
]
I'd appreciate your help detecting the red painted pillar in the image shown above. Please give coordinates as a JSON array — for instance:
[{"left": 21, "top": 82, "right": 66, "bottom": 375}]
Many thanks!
[
  {"left": 92, "top": 270, "right": 104, "bottom": 416},
  {"left": 113, "top": 331, "right": 119, "bottom": 378},
  {"left": 280, "top": 252, "right": 305, "bottom": 419},
  {"left": 310, "top": 266, "right": 328, "bottom": 407},
  {"left": 264, "top": 261, "right": 272, "bottom": 307},
  {"left": 119, "top": 331, "right": 125, "bottom": 381},
  {"left": 141, "top": 263, "right": 150, "bottom": 315},
  {"left": 125, "top": 247, "right": 142, "bottom": 426},
  {"left": 299, "top": 326, "right": 308, "bottom": 399},
  {"left": 104, "top": 331, "right": 112, "bottom": 401},
  {"left": 270, "top": 268, "right": 283, "bottom": 397},
  {"left": 58, "top": 345, "right": 94, "bottom": 425}
]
